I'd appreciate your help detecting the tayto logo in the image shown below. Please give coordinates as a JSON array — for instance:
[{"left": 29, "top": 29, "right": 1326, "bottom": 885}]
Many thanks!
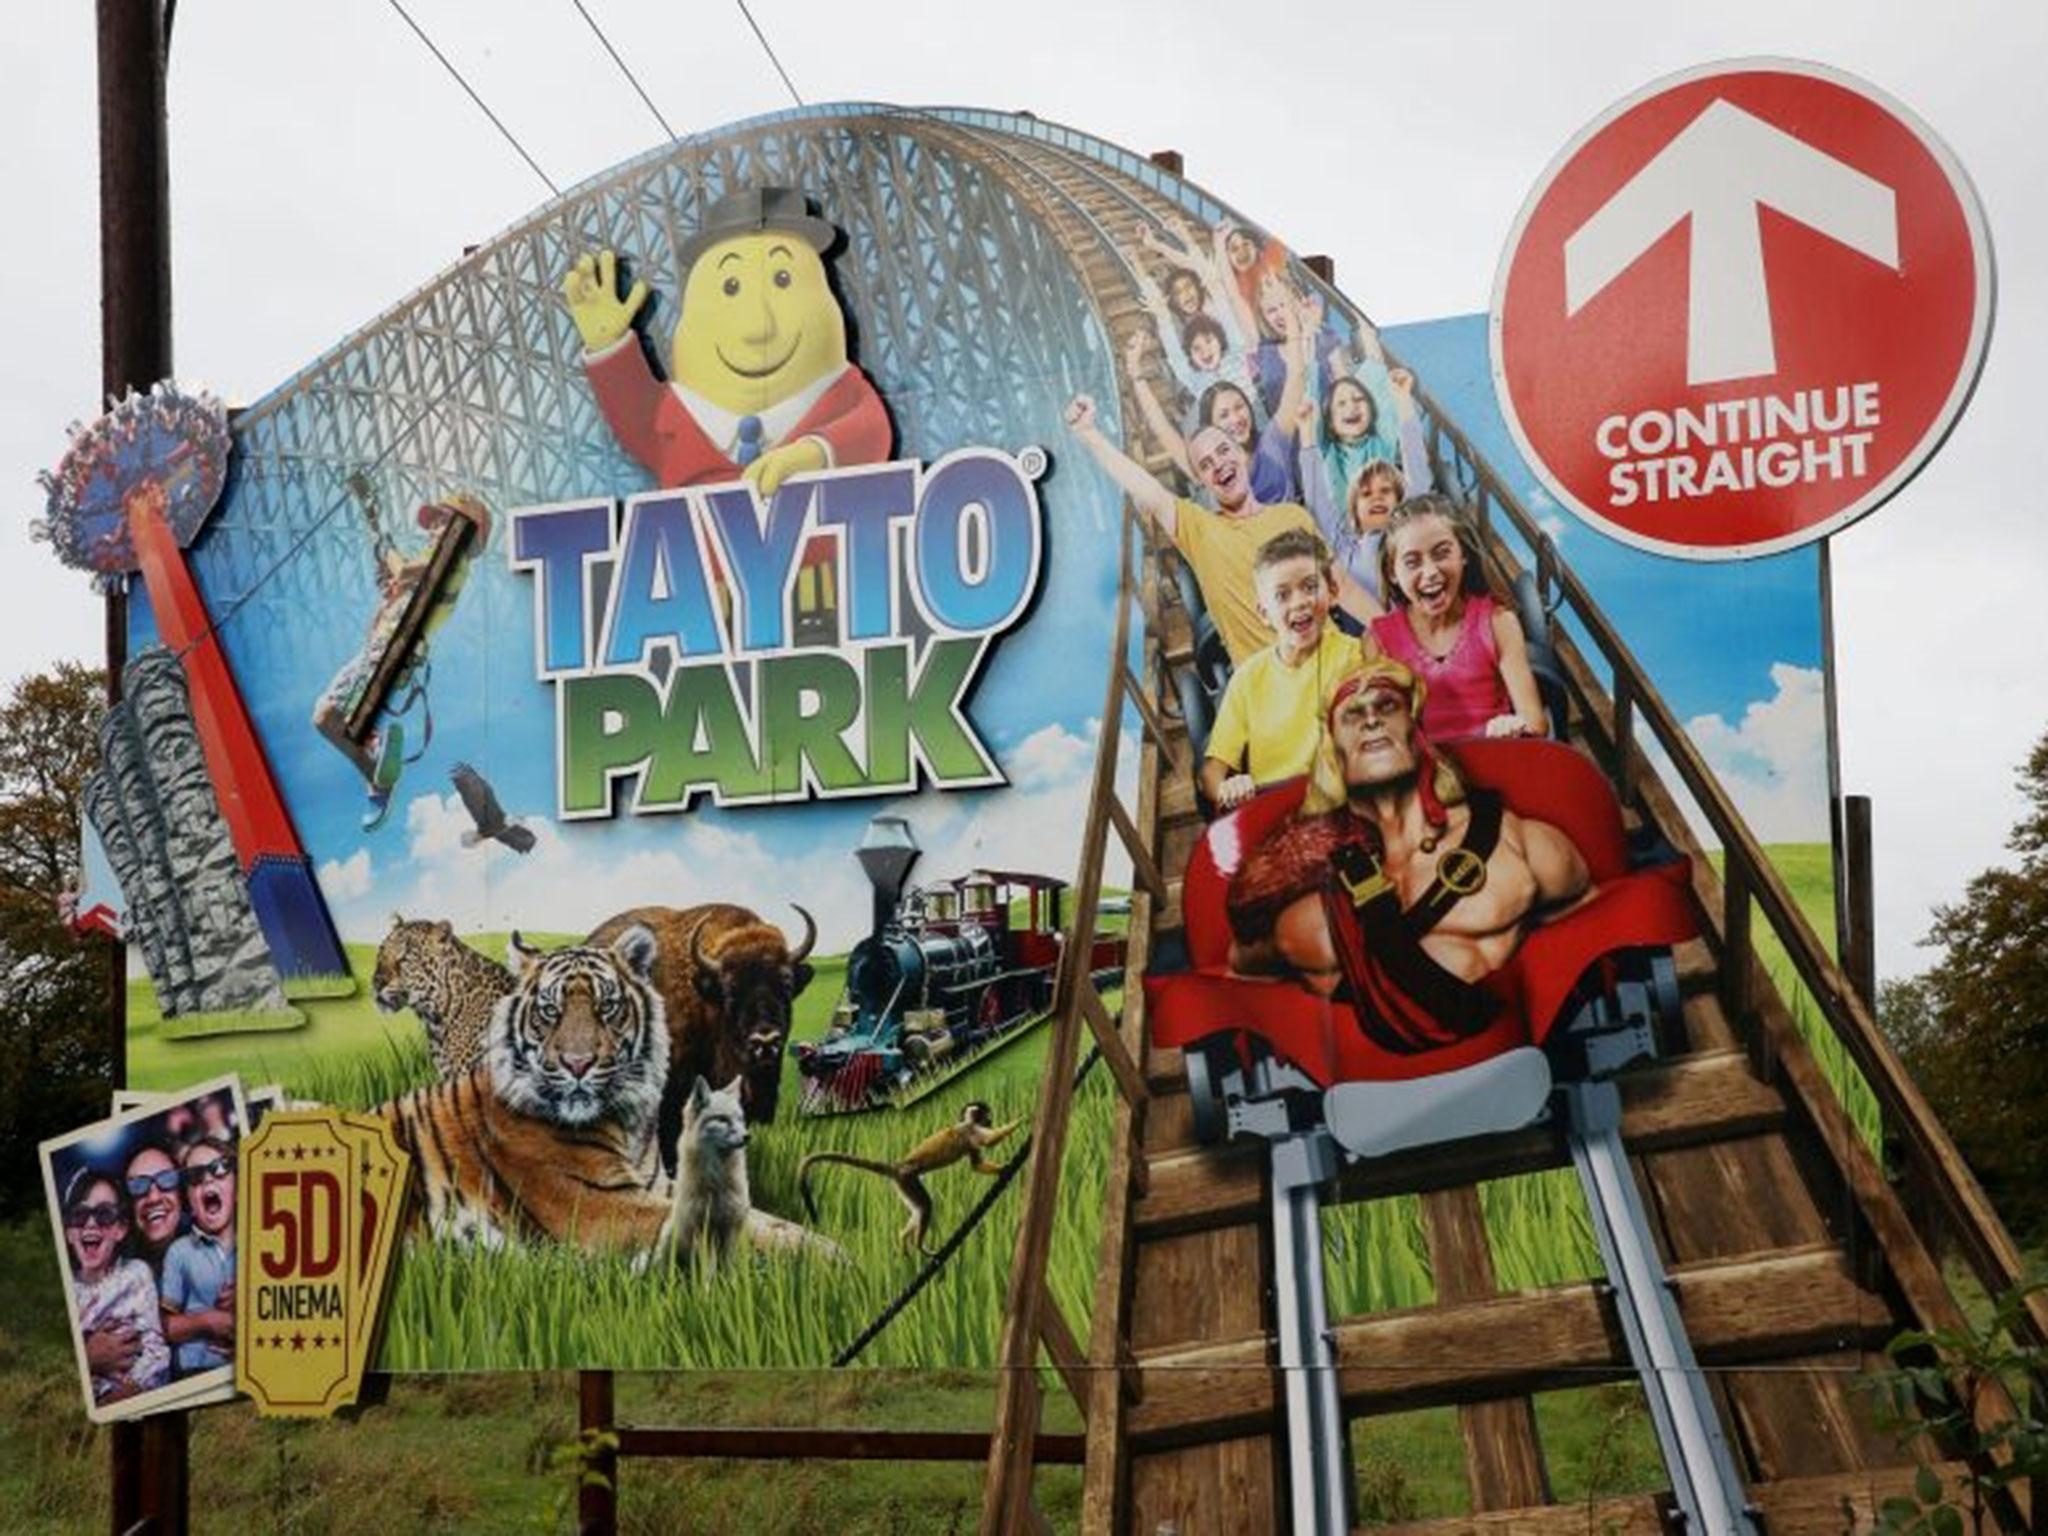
[{"left": 1491, "top": 59, "right": 1993, "bottom": 560}]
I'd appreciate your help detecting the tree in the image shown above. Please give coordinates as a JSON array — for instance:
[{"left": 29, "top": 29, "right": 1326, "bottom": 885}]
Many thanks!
[
  {"left": 0, "top": 661, "right": 111, "bottom": 1217},
  {"left": 1881, "top": 730, "right": 2048, "bottom": 1240}
]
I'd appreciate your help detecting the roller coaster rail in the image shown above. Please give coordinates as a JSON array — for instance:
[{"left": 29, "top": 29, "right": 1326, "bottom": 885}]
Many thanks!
[{"left": 939, "top": 118, "right": 2045, "bottom": 1534}]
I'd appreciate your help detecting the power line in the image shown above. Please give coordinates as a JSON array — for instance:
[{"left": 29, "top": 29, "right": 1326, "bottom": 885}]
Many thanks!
[
  {"left": 567, "top": 0, "right": 678, "bottom": 141},
  {"left": 384, "top": 0, "right": 561, "bottom": 198},
  {"left": 735, "top": 0, "right": 803, "bottom": 108}
]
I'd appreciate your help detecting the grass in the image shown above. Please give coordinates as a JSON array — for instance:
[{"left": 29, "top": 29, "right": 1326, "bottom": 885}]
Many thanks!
[
  {"left": 158, "top": 1003, "right": 307, "bottom": 1040},
  {"left": 131, "top": 927, "right": 1112, "bottom": 1375},
  {"left": 283, "top": 972, "right": 361, "bottom": 1002},
  {"left": 0, "top": 1211, "right": 1080, "bottom": 1533},
  {"left": 1710, "top": 843, "right": 1883, "bottom": 1149}
]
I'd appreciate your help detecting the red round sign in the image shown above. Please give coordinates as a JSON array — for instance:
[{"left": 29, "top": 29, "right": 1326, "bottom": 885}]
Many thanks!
[{"left": 1491, "top": 59, "right": 1993, "bottom": 560}]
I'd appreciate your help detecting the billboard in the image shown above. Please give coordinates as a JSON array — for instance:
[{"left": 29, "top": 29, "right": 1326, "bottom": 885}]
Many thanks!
[{"left": 69, "top": 107, "right": 1842, "bottom": 1405}]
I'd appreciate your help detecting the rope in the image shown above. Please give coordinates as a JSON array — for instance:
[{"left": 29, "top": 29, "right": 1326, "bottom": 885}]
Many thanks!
[
  {"left": 384, "top": 0, "right": 561, "bottom": 197},
  {"left": 831, "top": 1046, "right": 1102, "bottom": 1367},
  {"left": 566, "top": 0, "right": 678, "bottom": 141},
  {"left": 734, "top": 0, "right": 803, "bottom": 107}
]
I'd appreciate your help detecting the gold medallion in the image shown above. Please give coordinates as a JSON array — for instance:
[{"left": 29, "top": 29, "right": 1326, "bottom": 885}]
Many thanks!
[{"left": 1437, "top": 845, "right": 1488, "bottom": 897}]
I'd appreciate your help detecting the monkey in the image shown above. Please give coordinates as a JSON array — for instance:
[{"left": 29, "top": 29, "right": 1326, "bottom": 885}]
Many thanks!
[{"left": 797, "top": 1101, "right": 1023, "bottom": 1255}]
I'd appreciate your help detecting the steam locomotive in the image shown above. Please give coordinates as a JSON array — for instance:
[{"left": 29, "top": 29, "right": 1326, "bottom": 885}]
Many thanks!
[{"left": 793, "top": 814, "right": 1125, "bottom": 1114}]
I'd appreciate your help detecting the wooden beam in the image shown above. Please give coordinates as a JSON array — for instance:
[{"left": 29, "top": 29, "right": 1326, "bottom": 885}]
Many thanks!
[
  {"left": 1107, "top": 793, "right": 1167, "bottom": 903},
  {"left": 1078, "top": 978, "right": 1150, "bottom": 1109},
  {"left": 578, "top": 1371, "right": 616, "bottom": 1536},
  {"left": 1372, "top": 1461, "right": 1969, "bottom": 1535},
  {"left": 1121, "top": 662, "right": 1178, "bottom": 759},
  {"left": 1419, "top": 1187, "right": 1550, "bottom": 1512},
  {"left": 982, "top": 512, "right": 1137, "bottom": 1530},
  {"left": 1127, "top": 1245, "right": 1888, "bottom": 1446},
  {"left": 1037, "top": 1291, "right": 1090, "bottom": 1421},
  {"left": 1136, "top": 1050, "right": 1783, "bottom": 1237},
  {"left": 616, "top": 1427, "right": 1086, "bottom": 1464}
]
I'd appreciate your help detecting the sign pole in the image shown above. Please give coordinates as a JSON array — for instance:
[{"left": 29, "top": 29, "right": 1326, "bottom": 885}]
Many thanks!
[{"left": 95, "top": 1, "right": 186, "bottom": 1529}]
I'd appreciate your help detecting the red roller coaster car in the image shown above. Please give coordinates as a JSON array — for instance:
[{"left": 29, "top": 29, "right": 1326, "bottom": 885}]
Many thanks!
[{"left": 1149, "top": 737, "right": 1699, "bottom": 1157}]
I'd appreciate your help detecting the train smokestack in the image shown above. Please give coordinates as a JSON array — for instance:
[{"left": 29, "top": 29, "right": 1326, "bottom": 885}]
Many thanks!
[{"left": 856, "top": 814, "right": 921, "bottom": 937}]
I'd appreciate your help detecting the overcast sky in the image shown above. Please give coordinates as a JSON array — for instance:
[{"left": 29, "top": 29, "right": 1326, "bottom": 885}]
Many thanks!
[{"left": 4, "top": 0, "right": 2041, "bottom": 979}]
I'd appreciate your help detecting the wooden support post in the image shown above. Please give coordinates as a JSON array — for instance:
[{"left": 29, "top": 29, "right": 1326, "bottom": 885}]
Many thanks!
[
  {"left": 1843, "top": 795, "right": 1876, "bottom": 1010},
  {"left": 578, "top": 1371, "right": 617, "bottom": 1536},
  {"left": 1077, "top": 979, "right": 1149, "bottom": 1112},
  {"left": 1037, "top": 1292, "right": 1090, "bottom": 1421},
  {"left": 1722, "top": 864, "right": 1753, "bottom": 1022},
  {"left": 1611, "top": 676, "right": 1636, "bottom": 806},
  {"left": 1303, "top": 253, "right": 1335, "bottom": 283},
  {"left": 1121, "top": 663, "right": 1175, "bottom": 758},
  {"left": 1147, "top": 149, "right": 1183, "bottom": 176},
  {"left": 1107, "top": 793, "right": 1166, "bottom": 904}
]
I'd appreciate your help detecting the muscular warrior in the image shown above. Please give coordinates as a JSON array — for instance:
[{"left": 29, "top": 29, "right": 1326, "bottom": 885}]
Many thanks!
[
  {"left": 797, "top": 1101, "right": 1021, "bottom": 1255},
  {"left": 1229, "top": 657, "right": 1589, "bottom": 1046}
]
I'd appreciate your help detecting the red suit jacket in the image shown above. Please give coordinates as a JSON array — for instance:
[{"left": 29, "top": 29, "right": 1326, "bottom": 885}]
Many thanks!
[{"left": 585, "top": 342, "right": 892, "bottom": 489}]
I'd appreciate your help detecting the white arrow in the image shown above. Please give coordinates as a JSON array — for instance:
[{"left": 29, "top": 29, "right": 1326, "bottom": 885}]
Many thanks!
[{"left": 1564, "top": 98, "right": 1899, "bottom": 386}]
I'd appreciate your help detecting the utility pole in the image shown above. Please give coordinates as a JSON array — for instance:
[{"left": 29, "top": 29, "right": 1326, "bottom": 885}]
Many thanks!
[{"left": 97, "top": 1, "right": 187, "bottom": 1529}]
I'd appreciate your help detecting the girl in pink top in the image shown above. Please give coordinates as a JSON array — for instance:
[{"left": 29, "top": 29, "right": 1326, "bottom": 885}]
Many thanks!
[{"left": 1368, "top": 496, "right": 1548, "bottom": 741}]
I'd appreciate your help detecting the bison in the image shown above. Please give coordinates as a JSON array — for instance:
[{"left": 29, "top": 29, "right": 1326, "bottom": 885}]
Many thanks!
[{"left": 584, "top": 904, "right": 816, "bottom": 1168}]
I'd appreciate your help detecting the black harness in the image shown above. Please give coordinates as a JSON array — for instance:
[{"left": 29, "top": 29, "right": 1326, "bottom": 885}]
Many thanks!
[{"left": 1321, "top": 791, "right": 1505, "bottom": 1053}]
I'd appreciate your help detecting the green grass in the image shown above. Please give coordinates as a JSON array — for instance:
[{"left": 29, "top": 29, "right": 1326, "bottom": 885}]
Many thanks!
[
  {"left": 0, "top": 1213, "right": 1079, "bottom": 1534},
  {"left": 129, "top": 927, "right": 1112, "bottom": 1374},
  {"left": 1711, "top": 843, "right": 1882, "bottom": 1149},
  {"left": 283, "top": 971, "right": 361, "bottom": 1002},
  {"left": 158, "top": 1003, "right": 307, "bottom": 1040}
]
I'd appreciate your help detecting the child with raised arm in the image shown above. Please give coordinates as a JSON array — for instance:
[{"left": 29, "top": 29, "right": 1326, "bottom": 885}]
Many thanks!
[
  {"left": 1200, "top": 529, "right": 1354, "bottom": 809},
  {"left": 1367, "top": 495, "right": 1547, "bottom": 740},
  {"left": 1065, "top": 394, "right": 1380, "bottom": 666},
  {"left": 1125, "top": 287, "right": 1313, "bottom": 507}
]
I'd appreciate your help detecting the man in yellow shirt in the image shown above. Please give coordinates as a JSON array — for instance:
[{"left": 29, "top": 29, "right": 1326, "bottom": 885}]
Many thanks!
[
  {"left": 1200, "top": 529, "right": 1354, "bottom": 808},
  {"left": 1064, "top": 394, "right": 1379, "bottom": 664}
]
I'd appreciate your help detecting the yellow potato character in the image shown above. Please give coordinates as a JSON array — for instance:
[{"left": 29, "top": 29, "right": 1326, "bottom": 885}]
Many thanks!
[{"left": 564, "top": 187, "right": 890, "bottom": 497}]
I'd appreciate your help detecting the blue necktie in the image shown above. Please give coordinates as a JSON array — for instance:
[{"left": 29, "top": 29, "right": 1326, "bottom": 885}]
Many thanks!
[{"left": 735, "top": 414, "right": 764, "bottom": 467}]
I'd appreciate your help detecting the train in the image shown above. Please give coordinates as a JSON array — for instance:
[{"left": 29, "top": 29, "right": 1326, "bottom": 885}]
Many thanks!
[{"left": 793, "top": 814, "right": 1126, "bottom": 1115}]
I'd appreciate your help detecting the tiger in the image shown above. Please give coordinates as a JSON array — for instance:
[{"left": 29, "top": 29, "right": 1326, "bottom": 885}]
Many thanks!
[
  {"left": 371, "top": 916, "right": 514, "bottom": 1078},
  {"left": 375, "top": 924, "right": 676, "bottom": 1251}
]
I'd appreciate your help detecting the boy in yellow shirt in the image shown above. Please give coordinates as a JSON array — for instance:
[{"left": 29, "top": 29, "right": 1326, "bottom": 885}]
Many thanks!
[{"left": 1200, "top": 529, "right": 1354, "bottom": 809}]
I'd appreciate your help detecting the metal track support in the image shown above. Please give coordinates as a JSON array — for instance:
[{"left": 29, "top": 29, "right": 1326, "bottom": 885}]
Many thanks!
[
  {"left": 1264, "top": 1059, "right": 1351, "bottom": 1534},
  {"left": 1565, "top": 1082, "right": 1758, "bottom": 1534}
]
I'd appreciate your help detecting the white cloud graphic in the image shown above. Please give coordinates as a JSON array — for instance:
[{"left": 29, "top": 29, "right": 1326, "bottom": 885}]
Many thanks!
[
  {"left": 325, "top": 713, "right": 1140, "bottom": 958},
  {"left": 316, "top": 848, "right": 374, "bottom": 901},
  {"left": 1003, "top": 717, "right": 1096, "bottom": 790},
  {"left": 1649, "top": 663, "right": 1830, "bottom": 848}
]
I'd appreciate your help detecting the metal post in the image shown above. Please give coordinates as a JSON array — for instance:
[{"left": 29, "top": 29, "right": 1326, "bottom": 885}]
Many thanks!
[
  {"left": 97, "top": 2, "right": 179, "bottom": 1529},
  {"left": 1261, "top": 1064, "right": 1349, "bottom": 1535},
  {"left": 1566, "top": 1084, "right": 1757, "bottom": 1534}
]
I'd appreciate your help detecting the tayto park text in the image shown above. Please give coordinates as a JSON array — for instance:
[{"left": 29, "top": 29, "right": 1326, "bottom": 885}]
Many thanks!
[{"left": 795, "top": 814, "right": 1126, "bottom": 1114}]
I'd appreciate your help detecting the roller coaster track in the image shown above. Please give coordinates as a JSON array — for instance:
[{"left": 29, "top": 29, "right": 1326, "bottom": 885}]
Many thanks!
[{"left": 911, "top": 114, "right": 2047, "bottom": 1534}]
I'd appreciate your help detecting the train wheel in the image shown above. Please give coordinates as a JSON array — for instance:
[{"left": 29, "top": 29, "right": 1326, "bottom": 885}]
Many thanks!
[{"left": 1186, "top": 1038, "right": 1229, "bottom": 1146}]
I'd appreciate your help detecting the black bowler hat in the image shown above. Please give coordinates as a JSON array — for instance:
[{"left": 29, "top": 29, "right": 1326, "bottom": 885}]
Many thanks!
[{"left": 677, "top": 186, "right": 838, "bottom": 271}]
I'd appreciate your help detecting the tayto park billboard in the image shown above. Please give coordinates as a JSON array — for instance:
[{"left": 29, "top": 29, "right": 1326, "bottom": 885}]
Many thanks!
[{"left": 46, "top": 95, "right": 1941, "bottom": 1456}]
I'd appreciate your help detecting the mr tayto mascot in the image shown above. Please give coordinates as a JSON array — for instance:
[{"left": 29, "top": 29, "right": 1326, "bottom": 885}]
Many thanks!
[{"left": 561, "top": 186, "right": 892, "bottom": 498}]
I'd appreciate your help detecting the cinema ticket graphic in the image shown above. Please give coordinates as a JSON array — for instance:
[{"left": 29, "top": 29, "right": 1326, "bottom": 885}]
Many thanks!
[{"left": 235, "top": 1110, "right": 408, "bottom": 1417}]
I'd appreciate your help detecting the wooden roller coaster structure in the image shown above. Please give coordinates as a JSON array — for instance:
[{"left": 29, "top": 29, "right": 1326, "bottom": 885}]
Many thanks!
[{"left": 934, "top": 121, "right": 2048, "bottom": 1534}]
